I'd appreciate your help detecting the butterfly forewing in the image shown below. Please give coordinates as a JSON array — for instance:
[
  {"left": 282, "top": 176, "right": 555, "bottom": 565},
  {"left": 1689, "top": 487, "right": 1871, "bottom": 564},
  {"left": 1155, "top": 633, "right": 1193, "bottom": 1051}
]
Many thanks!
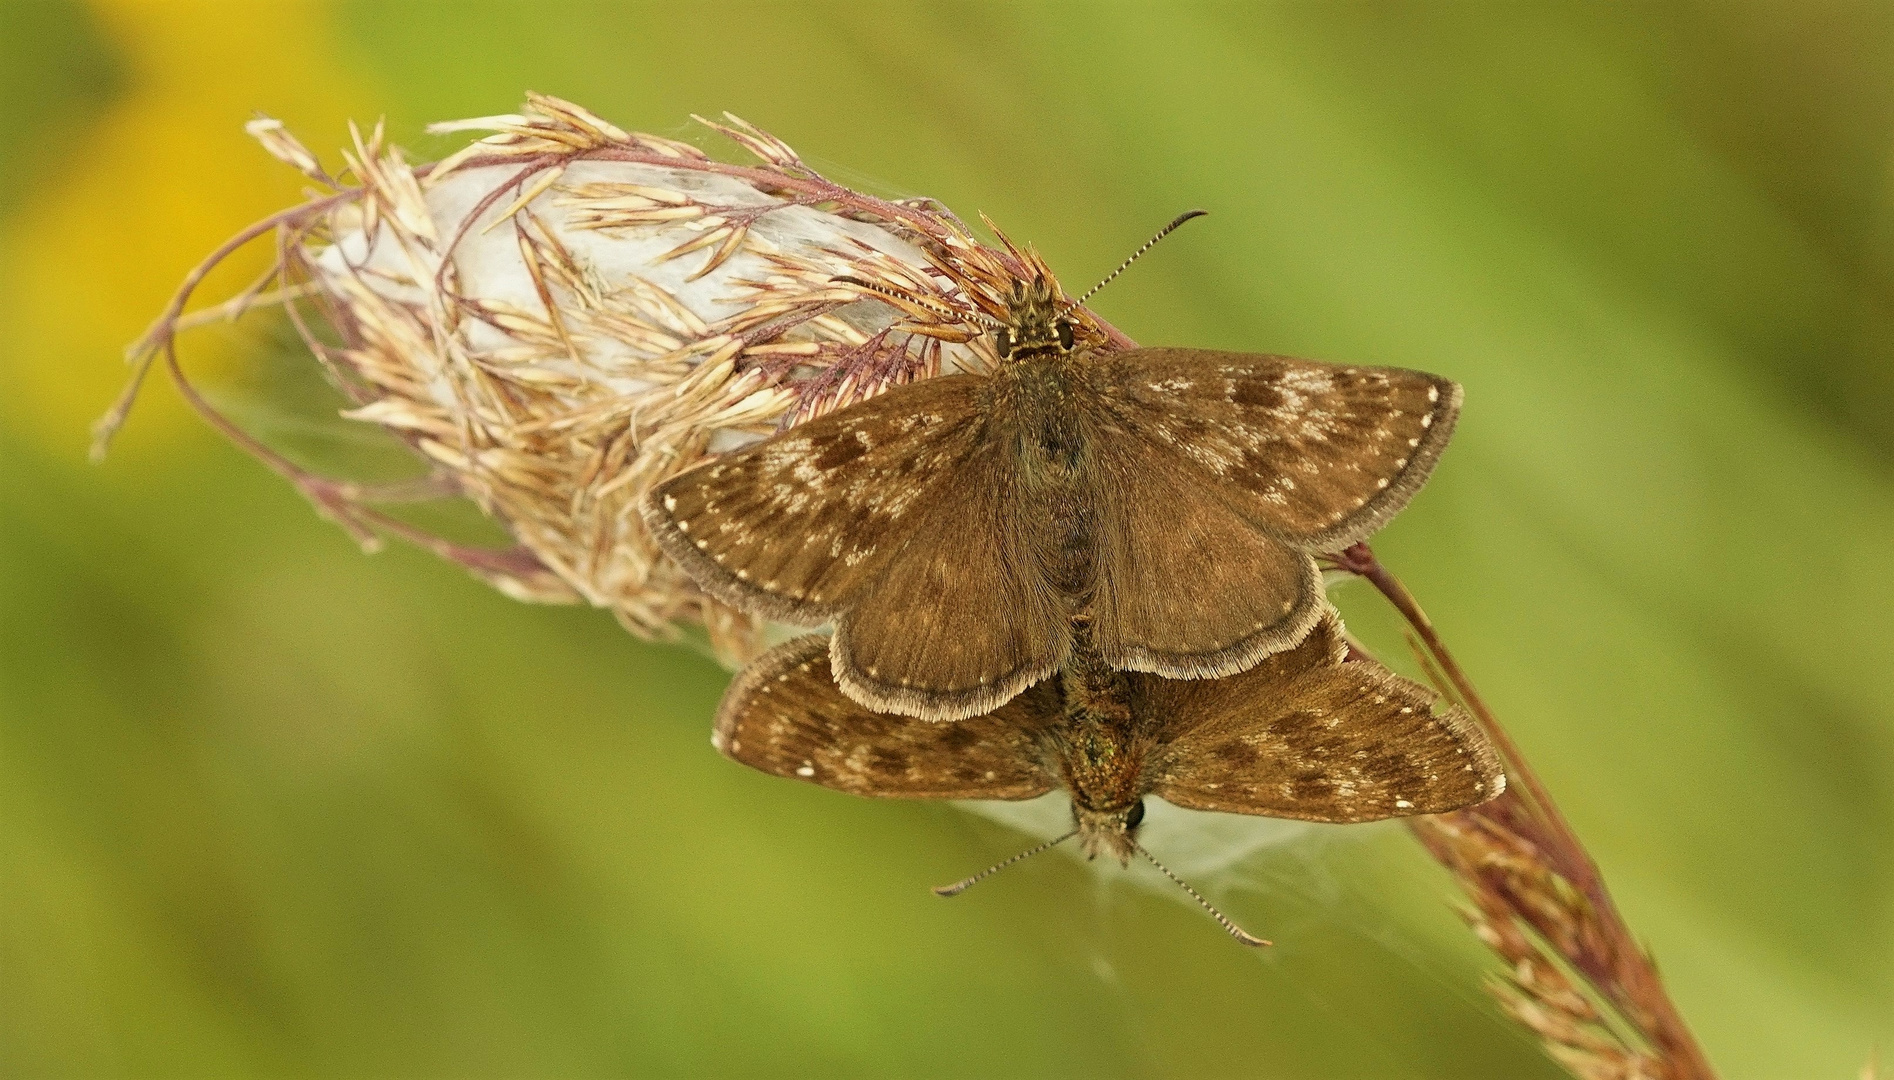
[
  {"left": 646, "top": 373, "right": 1075, "bottom": 720},
  {"left": 832, "top": 444, "right": 1071, "bottom": 718},
  {"left": 641, "top": 374, "right": 990, "bottom": 626},
  {"left": 1141, "top": 614, "right": 1504, "bottom": 822},
  {"left": 1095, "top": 349, "right": 1460, "bottom": 552},
  {"left": 1085, "top": 411, "right": 1325, "bottom": 680},
  {"left": 715, "top": 634, "right": 1063, "bottom": 800}
]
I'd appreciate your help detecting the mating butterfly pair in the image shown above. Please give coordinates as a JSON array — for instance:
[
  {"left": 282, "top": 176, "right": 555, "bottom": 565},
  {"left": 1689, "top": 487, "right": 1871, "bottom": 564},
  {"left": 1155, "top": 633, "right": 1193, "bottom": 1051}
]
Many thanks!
[{"left": 641, "top": 224, "right": 1503, "bottom": 943}]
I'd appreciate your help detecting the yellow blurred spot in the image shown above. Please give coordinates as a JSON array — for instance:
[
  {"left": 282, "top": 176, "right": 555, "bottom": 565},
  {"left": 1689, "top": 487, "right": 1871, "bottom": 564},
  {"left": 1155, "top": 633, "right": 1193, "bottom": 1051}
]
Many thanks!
[{"left": 0, "top": 0, "right": 374, "bottom": 460}]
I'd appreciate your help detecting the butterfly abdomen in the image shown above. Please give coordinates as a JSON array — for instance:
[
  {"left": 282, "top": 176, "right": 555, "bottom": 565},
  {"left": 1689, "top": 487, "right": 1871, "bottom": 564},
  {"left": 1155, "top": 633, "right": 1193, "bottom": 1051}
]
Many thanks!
[{"left": 1050, "top": 635, "right": 1152, "bottom": 827}]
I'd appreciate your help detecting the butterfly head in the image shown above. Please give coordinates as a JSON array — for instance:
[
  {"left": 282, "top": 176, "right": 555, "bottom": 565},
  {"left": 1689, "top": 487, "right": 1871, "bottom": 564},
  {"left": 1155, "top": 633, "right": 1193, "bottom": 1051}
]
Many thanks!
[
  {"left": 1073, "top": 797, "right": 1146, "bottom": 866},
  {"left": 993, "top": 274, "right": 1077, "bottom": 361}
]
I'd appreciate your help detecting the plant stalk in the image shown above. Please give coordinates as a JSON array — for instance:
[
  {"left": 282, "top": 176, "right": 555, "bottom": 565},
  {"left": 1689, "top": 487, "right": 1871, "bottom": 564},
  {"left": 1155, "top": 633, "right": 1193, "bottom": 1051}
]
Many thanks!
[{"left": 1334, "top": 542, "right": 1718, "bottom": 1080}]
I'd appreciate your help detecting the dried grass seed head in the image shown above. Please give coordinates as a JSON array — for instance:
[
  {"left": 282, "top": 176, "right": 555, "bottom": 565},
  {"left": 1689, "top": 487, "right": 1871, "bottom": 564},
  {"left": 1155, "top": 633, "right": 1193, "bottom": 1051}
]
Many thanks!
[{"left": 105, "top": 96, "right": 1132, "bottom": 665}]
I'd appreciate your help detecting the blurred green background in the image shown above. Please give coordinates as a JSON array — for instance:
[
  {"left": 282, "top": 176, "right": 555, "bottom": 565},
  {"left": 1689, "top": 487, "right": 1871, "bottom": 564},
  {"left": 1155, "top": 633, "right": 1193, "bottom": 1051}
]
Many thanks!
[{"left": 3, "top": 1, "right": 1891, "bottom": 1076}]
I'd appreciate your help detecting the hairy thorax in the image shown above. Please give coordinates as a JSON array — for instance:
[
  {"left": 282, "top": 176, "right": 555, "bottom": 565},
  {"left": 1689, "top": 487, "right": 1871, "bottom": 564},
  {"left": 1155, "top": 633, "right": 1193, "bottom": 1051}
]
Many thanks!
[{"left": 986, "top": 354, "right": 1105, "bottom": 602}]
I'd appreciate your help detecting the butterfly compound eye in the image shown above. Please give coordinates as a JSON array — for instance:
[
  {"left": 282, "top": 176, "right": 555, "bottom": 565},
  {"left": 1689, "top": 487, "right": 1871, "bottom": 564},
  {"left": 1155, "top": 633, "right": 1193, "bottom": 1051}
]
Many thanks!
[
  {"left": 1056, "top": 319, "right": 1074, "bottom": 351},
  {"left": 1126, "top": 800, "right": 1146, "bottom": 829},
  {"left": 994, "top": 327, "right": 1014, "bottom": 359}
]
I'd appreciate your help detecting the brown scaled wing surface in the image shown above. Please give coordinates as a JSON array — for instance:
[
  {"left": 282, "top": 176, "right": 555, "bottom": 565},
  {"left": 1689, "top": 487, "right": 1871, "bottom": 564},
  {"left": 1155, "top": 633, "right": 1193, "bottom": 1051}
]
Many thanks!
[
  {"left": 644, "top": 373, "right": 1069, "bottom": 722},
  {"left": 715, "top": 613, "right": 1504, "bottom": 824},
  {"left": 1139, "top": 613, "right": 1504, "bottom": 822},
  {"left": 714, "top": 634, "right": 1062, "bottom": 800},
  {"left": 647, "top": 349, "right": 1460, "bottom": 721}
]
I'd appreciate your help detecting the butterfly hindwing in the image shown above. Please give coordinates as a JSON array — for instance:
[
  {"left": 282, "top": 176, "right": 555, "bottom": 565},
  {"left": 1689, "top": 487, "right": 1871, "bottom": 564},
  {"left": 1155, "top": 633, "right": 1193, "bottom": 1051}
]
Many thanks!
[
  {"left": 1139, "top": 612, "right": 1504, "bottom": 822},
  {"left": 715, "top": 635, "right": 1063, "bottom": 800},
  {"left": 640, "top": 374, "right": 990, "bottom": 626},
  {"left": 1093, "top": 349, "right": 1460, "bottom": 552}
]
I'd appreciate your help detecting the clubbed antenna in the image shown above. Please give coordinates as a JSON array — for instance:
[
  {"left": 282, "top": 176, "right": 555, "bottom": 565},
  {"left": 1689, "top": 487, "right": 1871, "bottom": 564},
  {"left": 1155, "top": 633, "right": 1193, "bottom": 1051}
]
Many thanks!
[
  {"left": 831, "top": 275, "right": 1002, "bottom": 330},
  {"left": 1137, "top": 844, "right": 1271, "bottom": 947},
  {"left": 1071, "top": 209, "right": 1208, "bottom": 308},
  {"left": 932, "top": 830, "right": 1077, "bottom": 897}
]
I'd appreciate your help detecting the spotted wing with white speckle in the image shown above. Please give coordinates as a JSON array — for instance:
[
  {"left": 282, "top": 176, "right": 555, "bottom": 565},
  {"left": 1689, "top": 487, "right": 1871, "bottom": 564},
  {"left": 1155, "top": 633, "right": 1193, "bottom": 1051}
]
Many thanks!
[
  {"left": 646, "top": 371, "right": 1075, "bottom": 722},
  {"left": 1092, "top": 349, "right": 1461, "bottom": 553},
  {"left": 642, "top": 373, "right": 989, "bottom": 627},
  {"left": 714, "top": 635, "right": 1062, "bottom": 800},
  {"left": 829, "top": 435, "right": 1072, "bottom": 721},
  {"left": 1137, "top": 612, "right": 1505, "bottom": 823}
]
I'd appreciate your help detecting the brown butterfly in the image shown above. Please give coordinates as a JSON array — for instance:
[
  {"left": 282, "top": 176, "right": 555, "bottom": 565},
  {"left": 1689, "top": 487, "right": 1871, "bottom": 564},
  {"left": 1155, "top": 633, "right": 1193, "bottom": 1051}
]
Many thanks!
[
  {"left": 642, "top": 219, "right": 1460, "bottom": 721},
  {"left": 713, "top": 608, "right": 1504, "bottom": 945}
]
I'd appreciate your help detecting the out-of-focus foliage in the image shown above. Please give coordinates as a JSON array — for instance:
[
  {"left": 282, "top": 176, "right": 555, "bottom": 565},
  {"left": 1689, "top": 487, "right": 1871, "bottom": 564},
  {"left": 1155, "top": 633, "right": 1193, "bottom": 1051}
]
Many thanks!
[{"left": 2, "top": 2, "right": 1888, "bottom": 1076}]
